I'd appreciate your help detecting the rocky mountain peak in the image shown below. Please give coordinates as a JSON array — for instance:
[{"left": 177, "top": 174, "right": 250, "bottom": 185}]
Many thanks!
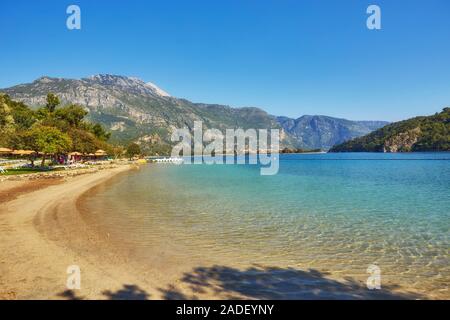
[
  {"left": 83, "top": 74, "right": 171, "bottom": 98},
  {"left": 35, "top": 76, "right": 53, "bottom": 83},
  {"left": 85, "top": 74, "right": 141, "bottom": 86},
  {"left": 34, "top": 76, "right": 65, "bottom": 84},
  {"left": 145, "top": 82, "right": 171, "bottom": 97}
]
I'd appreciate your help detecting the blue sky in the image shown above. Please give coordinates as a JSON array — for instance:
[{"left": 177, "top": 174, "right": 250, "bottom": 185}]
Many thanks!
[{"left": 1, "top": 0, "right": 449, "bottom": 121}]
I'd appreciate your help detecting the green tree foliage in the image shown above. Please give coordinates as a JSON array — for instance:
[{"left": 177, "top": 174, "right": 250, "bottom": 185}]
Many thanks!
[
  {"left": 0, "top": 93, "right": 114, "bottom": 161},
  {"left": 0, "top": 96, "right": 16, "bottom": 128},
  {"left": 0, "top": 95, "right": 16, "bottom": 146},
  {"left": 126, "top": 142, "right": 141, "bottom": 159},
  {"left": 54, "top": 104, "right": 88, "bottom": 127},
  {"left": 68, "top": 128, "right": 102, "bottom": 154},
  {"left": 45, "top": 93, "right": 60, "bottom": 112},
  {"left": 330, "top": 108, "right": 450, "bottom": 152},
  {"left": 143, "top": 143, "right": 172, "bottom": 156},
  {"left": 91, "top": 123, "right": 111, "bottom": 141},
  {"left": 26, "top": 125, "right": 72, "bottom": 165}
]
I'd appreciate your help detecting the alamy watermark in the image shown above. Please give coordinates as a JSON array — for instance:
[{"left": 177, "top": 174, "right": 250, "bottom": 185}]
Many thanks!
[
  {"left": 171, "top": 121, "right": 280, "bottom": 175},
  {"left": 367, "top": 5, "right": 381, "bottom": 30},
  {"left": 66, "top": 265, "right": 81, "bottom": 290},
  {"left": 65, "top": 4, "right": 380, "bottom": 31},
  {"left": 66, "top": 5, "right": 81, "bottom": 30},
  {"left": 64, "top": 5, "right": 381, "bottom": 31},
  {"left": 366, "top": 264, "right": 381, "bottom": 290}
]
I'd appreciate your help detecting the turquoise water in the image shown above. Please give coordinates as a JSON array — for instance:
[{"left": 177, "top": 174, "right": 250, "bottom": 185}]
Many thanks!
[{"left": 82, "top": 153, "right": 450, "bottom": 298}]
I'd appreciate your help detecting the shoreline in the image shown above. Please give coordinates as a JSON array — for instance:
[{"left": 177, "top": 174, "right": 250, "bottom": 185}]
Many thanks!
[
  {"left": 0, "top": 163, "right": 225, "bottom": 300},
  {"left": 0, "top": 163, "right": 441, "bottom": 300},
  {"left": 0, "top": 164, "right": 152, "bottom": 299}
]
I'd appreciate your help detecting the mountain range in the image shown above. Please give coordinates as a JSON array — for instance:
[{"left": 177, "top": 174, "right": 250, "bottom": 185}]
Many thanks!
[
  {"left": 277, "top": 115, "right": 387, "bottom": 150},
  {"left": 0, "top": 75, "right": 388, "bottom": 152}
]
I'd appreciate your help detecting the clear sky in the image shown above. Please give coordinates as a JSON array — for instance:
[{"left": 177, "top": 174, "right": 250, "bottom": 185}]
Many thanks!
[{"left": 1, "top": 0, "right": 449, "bottom": 121}]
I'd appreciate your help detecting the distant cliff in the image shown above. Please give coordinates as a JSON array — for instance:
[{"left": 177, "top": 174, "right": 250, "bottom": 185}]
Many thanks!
[{"left": 330, "top": 108, "right": 450, "bottom": 152}]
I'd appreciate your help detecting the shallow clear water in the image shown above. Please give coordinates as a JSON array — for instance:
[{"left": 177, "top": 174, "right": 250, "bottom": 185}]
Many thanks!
[{"left": 82, "top": 153, "right": 450, "bottom": 298}]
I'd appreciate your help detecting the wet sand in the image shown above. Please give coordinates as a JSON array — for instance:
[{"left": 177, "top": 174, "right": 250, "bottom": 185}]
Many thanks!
[
  {"left": 0, "top": 166, "right": 156, "bottom": 299},
  {"left": 0, "top": 165, "right": 227, "bottom": 300}
]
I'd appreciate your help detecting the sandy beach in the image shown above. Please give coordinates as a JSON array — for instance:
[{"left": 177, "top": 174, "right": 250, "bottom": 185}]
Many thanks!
[
  {"left": 0, "top": 164, "right": 225, "bottom": 300},
  {"left": 0, "top": 165, "right": 156, "bottom": 299}
]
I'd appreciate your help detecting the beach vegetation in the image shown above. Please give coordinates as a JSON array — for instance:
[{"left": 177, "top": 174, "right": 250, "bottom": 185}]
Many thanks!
[
  {"left": 110, "top": 145, "right": 125, "bottom": 159},
  {"left": 0, "top": 167, "right": 57, "bottom": 176},
  {"left": 330, "top": 108, "right": 450, "bottom": 152},
  {"left": 126, "top": 143, "right": 141, "bottom": 159},
  {"left": 26, "top": 125, "right": 72, "bottom": 166},
  {"left": 0, "top": 93, "right": 122, "bottom": 167}
]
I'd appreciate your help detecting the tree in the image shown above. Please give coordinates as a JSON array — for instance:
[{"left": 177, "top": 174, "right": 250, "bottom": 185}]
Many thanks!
[
  {"left": 46, "top": 93, "right": 60, "bottom": 113},
  {"left": 27, "top": 125, "right": 72, "bottom": 166},
  {"left": 110, "top": 145, "right": 125, "bottom": 160},
  {"left": 126, "top": 143, "right": 141, "bottom": 160},
  {"left": 0, "top": 94, "right": 120, "bottom": 165},
  {"left": 67, "top": 128, "right": 98, "bottom": 154},
  {"left": 91, "top": 123, "right": 111, "bottom": 141},
  {"left": 54, "top": 104, "right": 88, "bottom": 127},
  {"left": 0, "top": 95, "right": 16, "bottom": 146},
  {"left": 0, "top": 95, "right": 15, "bottom": 128}
]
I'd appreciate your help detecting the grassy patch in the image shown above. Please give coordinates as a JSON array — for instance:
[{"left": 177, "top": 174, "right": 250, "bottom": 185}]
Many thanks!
[{"left": 0, "top": 167, "right": 53, "bottom": 176}]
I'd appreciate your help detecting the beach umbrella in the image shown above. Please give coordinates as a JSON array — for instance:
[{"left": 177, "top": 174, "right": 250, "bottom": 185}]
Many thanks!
[
  {"left": 0, "top": 147, "right": 13, "bottom": 154},
  {"left": 94, "top": 149, "right": 107, "bottom": 156},
  {"left": 69, "top": 152, "right": 83, "bottom": 156},
  {"left": 12, "top": 150, "right": 35, "bottom": 156}
]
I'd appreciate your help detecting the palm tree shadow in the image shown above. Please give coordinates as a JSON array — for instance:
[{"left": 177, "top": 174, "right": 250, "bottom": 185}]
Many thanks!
[
  {"left": 158, "top": 285, "right": 194, "bottom": 300},
  {"left": 174, "top": 265, "right": 424, "bottom": 300},
  {"left": 102, "top": 284, "right": 150, "bottom": 300},
  {"left": 57, "top": 285, "right": 151, "bottom": 300},
  {"left": 57, "top": 266, "right": 425, "bottom": 300}
]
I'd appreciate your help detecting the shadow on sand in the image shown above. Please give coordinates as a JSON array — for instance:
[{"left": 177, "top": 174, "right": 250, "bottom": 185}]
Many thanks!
[
  {"left": 102, "top": 284, "right": 150, "bottom": 300},
  {"left": 58, "top": 289, "right": 84, "bottom": 300},
  {"left": 58, "top": 284, "right": 150, "bottom": 300},
  {"left": 58, "top": 265, "right": 424, "bottom": 300},
  {"left": 172, "top": 264, "right": 424, "bottom": 300}
]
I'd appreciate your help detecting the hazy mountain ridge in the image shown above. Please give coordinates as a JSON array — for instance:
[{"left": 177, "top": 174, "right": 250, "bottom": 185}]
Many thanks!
[
  {"left": 1, "top": 75, "right": 387, "bottom": 151},
  {"left": 277, "top": 115, "right": 388, "bottom": 150}
]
